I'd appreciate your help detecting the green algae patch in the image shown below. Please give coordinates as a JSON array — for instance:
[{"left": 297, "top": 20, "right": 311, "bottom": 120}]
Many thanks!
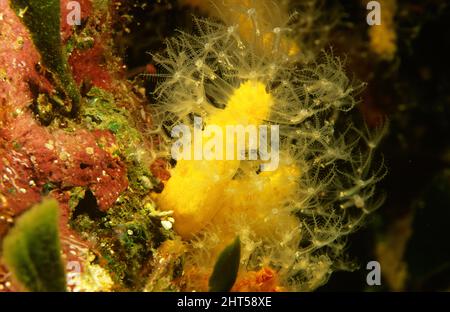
[
  {"left": 11, "top": 0, "right": 81, "bottom": 116},
  {"left": 2, "top": 199, "right": 66, "bottom": 292},
  {"left": 70, "top": 191, "right": 168, "bottom": 290},
  {"left": 83, "top": 87, "right": 157, "bottom": 194},
  {"left": 64, "top": 87, "right": 168, "bottom": 289}
]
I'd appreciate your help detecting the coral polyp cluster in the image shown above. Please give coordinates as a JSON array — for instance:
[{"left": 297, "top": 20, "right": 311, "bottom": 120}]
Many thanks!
[{"left": 152, "top": 2, "right": 386, "bottom": 291}]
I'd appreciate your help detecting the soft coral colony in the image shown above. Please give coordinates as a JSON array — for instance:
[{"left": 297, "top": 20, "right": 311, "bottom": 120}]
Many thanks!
[{"left": 0, "top": 0, "right": 386, "bottom": 292}]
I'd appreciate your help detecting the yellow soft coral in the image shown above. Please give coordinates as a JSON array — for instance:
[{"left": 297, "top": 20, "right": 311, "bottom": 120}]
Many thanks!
[
  {"left": 180, "top": 0, "right": 300, "bottom": 57},
  {"left": 368, "top": 0, "right": 397, "bottom": 60},
  {"left": 221, "top": 159, "right": 300, "bottom": 234},
  {"left": 158, "top": 79, "right": 302, "bottom": 292},
  {"left": 158, "top": 80, "right": 277, "bottom": 239}
]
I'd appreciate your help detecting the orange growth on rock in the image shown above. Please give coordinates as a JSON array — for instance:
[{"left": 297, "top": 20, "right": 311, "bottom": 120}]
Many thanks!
[{"left": 232, "top": 267, "right": 284, "bottom": 292}]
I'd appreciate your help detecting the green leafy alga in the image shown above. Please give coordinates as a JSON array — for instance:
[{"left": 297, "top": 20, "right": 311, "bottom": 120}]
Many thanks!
[
  {"left": 2, "top": 199, "right": 66, "bottom": 292},
  {"left": 209, "top": 236, "right": 241, "bottom": 292},
  {"left": 11, "top": 0, "right": 81, "bottom": 116}
]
